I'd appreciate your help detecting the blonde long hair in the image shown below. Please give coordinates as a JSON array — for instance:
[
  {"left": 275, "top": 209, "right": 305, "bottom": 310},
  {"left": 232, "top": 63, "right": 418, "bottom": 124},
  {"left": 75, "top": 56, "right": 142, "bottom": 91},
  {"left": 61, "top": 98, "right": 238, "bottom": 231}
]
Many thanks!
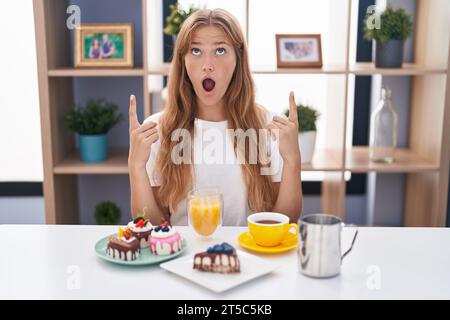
[{"left": 155, "top": 8, "right": 276, "bottom": 214}]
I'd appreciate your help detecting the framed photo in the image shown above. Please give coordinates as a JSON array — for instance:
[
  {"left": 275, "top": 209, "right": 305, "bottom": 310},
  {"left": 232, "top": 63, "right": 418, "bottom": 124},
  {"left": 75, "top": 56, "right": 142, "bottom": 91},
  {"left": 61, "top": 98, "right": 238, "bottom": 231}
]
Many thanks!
[
  {"left": 276, "top": 34, "right": 322, "bottom": 68},
  {"left": 74, "top": 23, "right": 134, "bottom": 68}
]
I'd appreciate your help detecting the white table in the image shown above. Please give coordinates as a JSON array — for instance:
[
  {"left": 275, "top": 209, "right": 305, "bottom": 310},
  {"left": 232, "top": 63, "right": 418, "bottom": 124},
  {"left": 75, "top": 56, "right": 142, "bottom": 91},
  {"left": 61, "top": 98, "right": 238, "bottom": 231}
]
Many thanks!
[{"left": 1, "top": 225, "right": 449, "bottom": 299}]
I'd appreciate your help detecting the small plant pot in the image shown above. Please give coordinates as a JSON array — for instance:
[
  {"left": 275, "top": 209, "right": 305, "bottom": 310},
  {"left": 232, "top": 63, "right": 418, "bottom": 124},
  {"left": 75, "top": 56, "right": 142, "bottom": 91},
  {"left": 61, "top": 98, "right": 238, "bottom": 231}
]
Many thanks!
[
  {"left": 299, "top": 131, "right": 316, "bottom": 164},
  {"left": 79, "top": 134, "right": 108, "bottom": 163},
  {"left": 375, "top": 40, "right": 404, "bottom": 68}
]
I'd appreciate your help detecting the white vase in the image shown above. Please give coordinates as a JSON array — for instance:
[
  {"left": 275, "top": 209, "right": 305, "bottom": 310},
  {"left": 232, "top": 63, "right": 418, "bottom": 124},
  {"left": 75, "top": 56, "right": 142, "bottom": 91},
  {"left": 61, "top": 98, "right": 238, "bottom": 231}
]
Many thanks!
[{"left": 298, "top": 131, "right": 316, "bottom": 164}]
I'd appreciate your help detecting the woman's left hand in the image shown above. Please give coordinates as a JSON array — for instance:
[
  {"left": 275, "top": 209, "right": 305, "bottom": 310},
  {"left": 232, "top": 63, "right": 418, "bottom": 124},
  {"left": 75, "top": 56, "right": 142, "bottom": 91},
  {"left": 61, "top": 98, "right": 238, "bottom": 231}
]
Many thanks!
[{"left": 267, "top": 92, "right": 301, "bottom": 165}]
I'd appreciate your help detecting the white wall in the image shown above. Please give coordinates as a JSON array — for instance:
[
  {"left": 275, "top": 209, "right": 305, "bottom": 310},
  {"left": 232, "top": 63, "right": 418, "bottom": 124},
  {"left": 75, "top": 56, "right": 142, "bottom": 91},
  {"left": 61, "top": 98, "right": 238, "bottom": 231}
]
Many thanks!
[{"left": 0, "top": 1, "right": 43, "bottom": 182}]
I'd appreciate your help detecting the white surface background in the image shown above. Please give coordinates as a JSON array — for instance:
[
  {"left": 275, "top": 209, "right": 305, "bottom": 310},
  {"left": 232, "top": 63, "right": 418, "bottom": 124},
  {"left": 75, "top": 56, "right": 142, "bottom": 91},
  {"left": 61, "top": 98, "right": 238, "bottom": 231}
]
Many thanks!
[{"left": 0, "top": 1, "right": 43, "bottom": 182}]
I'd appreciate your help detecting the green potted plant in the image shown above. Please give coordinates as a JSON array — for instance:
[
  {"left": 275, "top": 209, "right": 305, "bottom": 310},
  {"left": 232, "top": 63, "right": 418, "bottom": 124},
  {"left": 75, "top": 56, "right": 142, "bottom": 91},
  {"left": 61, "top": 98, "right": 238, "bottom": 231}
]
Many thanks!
[
  {"left": 164, "top": 3, "right": 200, "bottom": 43},
  {"left": 95, "top": 201, "right": 122, "bottom": 225},
  {"left": 285, "top": 104, "right": 320, "bottom": 164},
  {"left": 65, "top": 99, "right": 123, "bottom": 162},
  {"left": 364, "top": 5, "right": 413, "bottom": 68}
]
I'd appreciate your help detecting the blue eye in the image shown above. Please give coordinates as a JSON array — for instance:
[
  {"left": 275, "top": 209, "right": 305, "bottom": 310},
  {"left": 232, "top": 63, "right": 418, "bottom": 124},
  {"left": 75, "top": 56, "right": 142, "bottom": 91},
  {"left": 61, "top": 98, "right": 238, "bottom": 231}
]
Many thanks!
[
  {"left": 216, "top": 47, "right": 226, "bottom": 55},
  {"left": 191, "top": 48, "right": 201, "bottom": 56}
]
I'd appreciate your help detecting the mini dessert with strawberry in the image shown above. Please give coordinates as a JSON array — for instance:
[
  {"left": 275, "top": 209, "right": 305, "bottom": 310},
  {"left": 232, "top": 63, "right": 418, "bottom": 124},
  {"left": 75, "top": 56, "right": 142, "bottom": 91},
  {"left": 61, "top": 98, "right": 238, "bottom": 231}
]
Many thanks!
[
  {"left": 107, "top": 227, "right": 140, "bottom": 261},
  {"left": 193, "top": 242, "right": 240, "bottom": 274},
  {"left": 149, "top": 221, "right": 182, "bottom": 255},
  {"left": 127, "top": 215, "right": 153, "bottom": 248}
]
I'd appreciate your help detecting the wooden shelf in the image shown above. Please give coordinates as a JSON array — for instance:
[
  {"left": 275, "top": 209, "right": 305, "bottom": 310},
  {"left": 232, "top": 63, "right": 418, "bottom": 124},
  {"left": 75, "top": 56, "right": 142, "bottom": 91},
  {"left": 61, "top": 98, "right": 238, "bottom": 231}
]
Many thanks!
[
  {"left": 148, "top": 63, "right": 171, "bottom": 75},
  {"left": 147, "top": 62, "right": 447, "bottom": 76},
  {"left": 148, "top": 63, "right": 347, "bottom": 75},
  {"left": 301, "top": 149, "right": 343, "bottom": 171},
  {"left": 54, "top": 150, "right": 129, "bottom": 175},
  {"left": 345, "top": 147, "right": 439, "bottom": 173},
  {"left": 48, "top": 67, "right": 144, "bottom": 77},
  {"left": 251, "top": 65, "right": 346, "bottom": 74},
  {"left": 53, "top": 148, "right": 341, "bottom": 174},
  {"left": 349, "top": 62, "right": 447, "bottom": 76}
]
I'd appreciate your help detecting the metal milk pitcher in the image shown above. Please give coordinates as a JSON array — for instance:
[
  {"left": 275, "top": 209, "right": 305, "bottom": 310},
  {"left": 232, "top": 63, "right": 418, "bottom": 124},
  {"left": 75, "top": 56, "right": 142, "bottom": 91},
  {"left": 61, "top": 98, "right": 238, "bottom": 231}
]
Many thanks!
[{"left": 298, "top": 214, "right": 358, "bottom": 278}]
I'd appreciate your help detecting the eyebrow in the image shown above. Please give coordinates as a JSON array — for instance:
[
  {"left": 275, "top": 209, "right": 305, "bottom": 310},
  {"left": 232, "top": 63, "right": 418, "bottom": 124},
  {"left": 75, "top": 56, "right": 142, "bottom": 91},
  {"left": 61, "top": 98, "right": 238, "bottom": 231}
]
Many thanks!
[{"left": 191, "top": 41, "right": 230, "bottom": 46}]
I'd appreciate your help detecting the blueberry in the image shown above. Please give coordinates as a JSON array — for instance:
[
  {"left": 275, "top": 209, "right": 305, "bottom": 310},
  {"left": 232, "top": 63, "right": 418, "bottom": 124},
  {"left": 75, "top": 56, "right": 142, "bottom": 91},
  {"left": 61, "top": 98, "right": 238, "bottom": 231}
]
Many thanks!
[
  {"left": 223, "top": 247, "right": 233, "bottom": 254},
  {"left": 222, "top": 242, "right": 232, "bottom": 249},
  {"left": 219, "top": 243, "right": 233, "bottom": 254},
  {"left": 154, "top": 226, "right": 161, "bottom": 232},
  {"left": 162, "top": 226, "right": 170, "bottom": 232},
  {"left": 206, "top": 244, "right": 231, "bottom": 254}
]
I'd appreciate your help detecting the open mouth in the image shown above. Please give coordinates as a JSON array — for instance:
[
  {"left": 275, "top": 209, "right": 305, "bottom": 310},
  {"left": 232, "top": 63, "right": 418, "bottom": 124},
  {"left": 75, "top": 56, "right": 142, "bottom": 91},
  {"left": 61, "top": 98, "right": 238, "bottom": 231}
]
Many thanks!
[{"left": 202, "top": 78, "right": 216, "bottom": 92}]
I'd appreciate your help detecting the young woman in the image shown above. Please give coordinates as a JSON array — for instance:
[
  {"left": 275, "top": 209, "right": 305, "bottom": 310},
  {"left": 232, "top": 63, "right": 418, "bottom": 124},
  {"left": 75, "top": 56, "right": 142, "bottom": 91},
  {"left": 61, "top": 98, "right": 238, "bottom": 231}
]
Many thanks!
[
  {"left": 128, "top": 8, "right": 302, "bottom": 226},
  {"left": 89, "top": 38, "right": 102, "bottom": 59}
]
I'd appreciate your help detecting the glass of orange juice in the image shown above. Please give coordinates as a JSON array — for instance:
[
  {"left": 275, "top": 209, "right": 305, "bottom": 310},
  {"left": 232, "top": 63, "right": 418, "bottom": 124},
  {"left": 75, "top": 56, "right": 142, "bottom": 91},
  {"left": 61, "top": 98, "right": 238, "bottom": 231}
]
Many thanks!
[{"left": 187, "top": 188, "right": 223, "bottom": 239}]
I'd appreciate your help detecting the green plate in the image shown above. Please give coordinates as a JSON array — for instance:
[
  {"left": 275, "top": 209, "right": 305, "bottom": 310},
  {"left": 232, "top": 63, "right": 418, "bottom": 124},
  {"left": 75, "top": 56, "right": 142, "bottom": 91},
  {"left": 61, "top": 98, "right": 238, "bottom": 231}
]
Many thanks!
[{"left": 95, "top": 235, "right": 187, "bottom": 266}]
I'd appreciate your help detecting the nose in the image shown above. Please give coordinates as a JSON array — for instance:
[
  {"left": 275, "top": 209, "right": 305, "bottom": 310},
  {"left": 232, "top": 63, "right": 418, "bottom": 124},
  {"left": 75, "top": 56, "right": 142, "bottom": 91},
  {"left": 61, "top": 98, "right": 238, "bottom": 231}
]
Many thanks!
[
  {"left": 202, "top": 64, "right": 214, "bottom": 72},
  {"left": 202, "top": 57, "right": 214, "bottom": 72}
]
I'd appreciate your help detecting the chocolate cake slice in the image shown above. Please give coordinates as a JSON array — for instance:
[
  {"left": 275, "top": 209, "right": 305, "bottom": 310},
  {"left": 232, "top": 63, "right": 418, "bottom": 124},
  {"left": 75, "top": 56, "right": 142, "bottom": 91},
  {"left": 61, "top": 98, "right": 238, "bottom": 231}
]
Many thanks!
[
  {"left": 193, "top": 243, "right": 240, "bottom": 274},
  {"left": 128, "top": 216, "right": 153, "bottom": 248},
  {"left": 107, "top": 228, "right": 140, "bottom": 261}
]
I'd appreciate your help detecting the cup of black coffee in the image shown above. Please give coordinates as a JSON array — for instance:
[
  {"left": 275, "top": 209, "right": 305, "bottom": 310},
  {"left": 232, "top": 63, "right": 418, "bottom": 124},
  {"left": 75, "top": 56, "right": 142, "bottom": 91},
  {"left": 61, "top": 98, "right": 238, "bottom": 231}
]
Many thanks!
[{"left": 247, "top": 212, "right": 298, "bottom": 247}]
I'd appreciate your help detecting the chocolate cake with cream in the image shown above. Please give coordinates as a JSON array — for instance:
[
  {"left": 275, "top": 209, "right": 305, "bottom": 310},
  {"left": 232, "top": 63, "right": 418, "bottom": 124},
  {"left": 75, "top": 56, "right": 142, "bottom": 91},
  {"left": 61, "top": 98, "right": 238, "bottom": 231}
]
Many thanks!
[
  {"left": 193, "top": 242, "right": 240, "bottom": 274},
  {"left": 107, "top": 227, "right": 140, "bottom": 261},
  {"left": 127, "top": 216, "right": 153, "bottom": 248}
]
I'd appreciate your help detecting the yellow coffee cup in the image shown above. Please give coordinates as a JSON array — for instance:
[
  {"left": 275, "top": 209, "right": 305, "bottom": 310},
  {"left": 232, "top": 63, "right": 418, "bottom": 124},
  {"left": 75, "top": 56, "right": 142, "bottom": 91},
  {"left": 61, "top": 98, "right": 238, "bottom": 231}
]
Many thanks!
[{"left": 247, "top": 212, "right": 298, "bottom": 247}]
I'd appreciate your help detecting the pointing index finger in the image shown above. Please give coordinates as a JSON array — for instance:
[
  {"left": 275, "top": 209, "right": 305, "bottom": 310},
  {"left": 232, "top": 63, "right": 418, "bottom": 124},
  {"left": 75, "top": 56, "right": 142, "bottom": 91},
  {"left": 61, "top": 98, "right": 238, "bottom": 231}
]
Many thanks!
[
  {"left": 288, "top": 91, "right": 298, "bottom": 125},
  {"left": 129, "top": 94, "right": 140, "bottom": 131}
]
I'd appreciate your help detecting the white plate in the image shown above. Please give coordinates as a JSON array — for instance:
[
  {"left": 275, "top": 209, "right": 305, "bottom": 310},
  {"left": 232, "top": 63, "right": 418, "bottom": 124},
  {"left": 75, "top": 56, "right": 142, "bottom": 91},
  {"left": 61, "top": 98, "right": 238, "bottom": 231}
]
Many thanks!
[{"left": 160, "top": 250, "right": 279, "bottom": 293}]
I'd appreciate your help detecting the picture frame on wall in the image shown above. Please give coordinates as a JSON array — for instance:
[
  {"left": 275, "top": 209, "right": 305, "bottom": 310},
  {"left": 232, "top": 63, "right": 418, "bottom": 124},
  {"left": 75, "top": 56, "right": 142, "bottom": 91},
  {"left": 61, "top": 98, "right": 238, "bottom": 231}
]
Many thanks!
[
  {"left": 74, "top": 23, "right": 134, "bottom": 68},
  {"left": 275, "top": 34, "right": 323, "bottom": 68}
]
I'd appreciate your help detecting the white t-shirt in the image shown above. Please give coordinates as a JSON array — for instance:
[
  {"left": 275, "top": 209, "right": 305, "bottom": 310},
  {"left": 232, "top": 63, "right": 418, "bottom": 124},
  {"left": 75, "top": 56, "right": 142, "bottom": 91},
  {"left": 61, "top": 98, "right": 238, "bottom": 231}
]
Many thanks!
[{"left": 144, "top": 111, "right": 284, "bottom": 226}]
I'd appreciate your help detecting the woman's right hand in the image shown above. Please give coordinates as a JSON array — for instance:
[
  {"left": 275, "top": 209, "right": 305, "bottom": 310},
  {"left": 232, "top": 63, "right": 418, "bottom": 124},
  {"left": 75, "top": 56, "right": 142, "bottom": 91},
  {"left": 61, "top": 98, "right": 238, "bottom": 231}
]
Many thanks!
[{"left": 128, "top": 95, "right": 159, "bottom": 170}]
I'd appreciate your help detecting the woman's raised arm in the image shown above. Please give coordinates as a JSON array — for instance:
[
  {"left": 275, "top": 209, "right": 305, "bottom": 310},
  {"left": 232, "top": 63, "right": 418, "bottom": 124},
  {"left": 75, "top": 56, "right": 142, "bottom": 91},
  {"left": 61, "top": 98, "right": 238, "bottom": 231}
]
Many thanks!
[{"left": 128, "top": 95, "right": 169, "bottom": 224}]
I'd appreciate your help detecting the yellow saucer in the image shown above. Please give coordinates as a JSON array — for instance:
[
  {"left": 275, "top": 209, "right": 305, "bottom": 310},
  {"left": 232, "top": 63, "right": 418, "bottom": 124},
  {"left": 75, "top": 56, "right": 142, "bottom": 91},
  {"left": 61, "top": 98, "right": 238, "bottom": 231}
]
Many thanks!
[{"left": 237, "top": 231, "right": 298, "bottom": 254}]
